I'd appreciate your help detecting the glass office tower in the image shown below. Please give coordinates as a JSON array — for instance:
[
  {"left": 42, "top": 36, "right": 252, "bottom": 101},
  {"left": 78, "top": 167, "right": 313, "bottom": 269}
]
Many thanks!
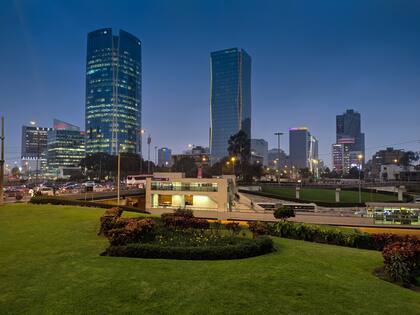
[
  {"left": 85, "top": 28, "right": 141, "bottom": 155},
  {"left": 336, "top": 109, "right": 365, "bottom": 159},
  {"left": 210, "top": 48, "right": 251, "bottom": 161},
  {"left": 47, "top": 120, "right": 85, "bottom": 176}
]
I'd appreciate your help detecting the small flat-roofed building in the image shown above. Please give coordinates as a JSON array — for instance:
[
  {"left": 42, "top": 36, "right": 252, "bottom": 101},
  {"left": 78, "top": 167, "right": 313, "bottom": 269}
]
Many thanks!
[{"left": 145, "top": 173, "right": 235, "bottom": 212}]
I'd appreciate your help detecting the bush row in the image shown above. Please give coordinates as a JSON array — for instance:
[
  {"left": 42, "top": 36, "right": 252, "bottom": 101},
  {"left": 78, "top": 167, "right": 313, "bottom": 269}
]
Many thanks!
[
  {"left": 102, "top": 236, "right": 274, "bottom": 260},
  {"left": 30, "top": 196, "right": 149, "bottom": 213},
  {"left": 250, "top": 220, "right": 420, "bottom": 251}
]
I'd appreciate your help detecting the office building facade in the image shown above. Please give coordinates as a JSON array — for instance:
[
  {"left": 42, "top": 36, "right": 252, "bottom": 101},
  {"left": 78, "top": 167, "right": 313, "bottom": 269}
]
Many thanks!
[
  {"left": 85, "top": 28, "right": 142, "bottom": 155},
  {"left": 157, "top": 147, "right": 172, "bottom": 167},
  {"left": 336, "top": 109, "right": 365, "bottom": 163},
  {"left": 289, "top": 127, "right": 319, "bottom": 171},
  {"left": 47, "top": 120, "right": 85, "bottom": 177},
  {"left": 21, "top": 124, "right": 52, "bottom": 174},
  {"left": 209, "top": 48, "right": 251, "bottom": 161}
]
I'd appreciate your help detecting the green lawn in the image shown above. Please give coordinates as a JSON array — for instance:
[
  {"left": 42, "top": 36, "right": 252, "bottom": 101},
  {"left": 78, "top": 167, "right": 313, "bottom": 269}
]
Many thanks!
[
  {"left": 263, "top": 187, "right": 399, "bottom": 203},
  {"left": 1, "top": 204, "right": 419, "bottom": 315}
]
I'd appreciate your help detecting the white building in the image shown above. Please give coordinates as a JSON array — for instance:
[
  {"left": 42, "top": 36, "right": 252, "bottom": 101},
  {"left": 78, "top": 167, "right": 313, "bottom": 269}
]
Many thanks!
[{"left": 145, "top": 173, "right": 236, "bottom": 212}]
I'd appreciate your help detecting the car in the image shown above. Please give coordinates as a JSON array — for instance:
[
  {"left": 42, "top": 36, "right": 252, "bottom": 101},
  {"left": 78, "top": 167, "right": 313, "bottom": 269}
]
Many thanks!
[
  {"left": 37, "top": 187, "right": 55, "bottom": 196},
  {"left": 414, "top": 197, "right": 420, "bottom": 204}
]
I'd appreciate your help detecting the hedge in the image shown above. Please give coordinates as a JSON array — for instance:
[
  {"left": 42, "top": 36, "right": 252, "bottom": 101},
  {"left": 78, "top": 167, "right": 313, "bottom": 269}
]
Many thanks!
[
  {"left": 29, "top": 196, "right": 149, "bottom": 213},
  {"left": 102, "top": 236, "right": 274, "bottom": 260}
]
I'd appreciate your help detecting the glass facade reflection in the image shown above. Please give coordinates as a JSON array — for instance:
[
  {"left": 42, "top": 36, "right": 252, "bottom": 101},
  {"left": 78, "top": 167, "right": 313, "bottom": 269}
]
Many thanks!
[
  {"left": 47, "top": 121, "right": 85, "bottom": 175},
  {"left": 210, "top": 48, "right": 251, "bottom": 161},
  {"left": 85, "top": 28, "right": 141, "bottom": 155}
]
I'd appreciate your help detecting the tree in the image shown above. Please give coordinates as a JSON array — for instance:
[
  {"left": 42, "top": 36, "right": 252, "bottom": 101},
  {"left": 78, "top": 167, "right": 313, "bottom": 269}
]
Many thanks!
[
  {"left": 171, "top": 156, "right": 197, "bottom": 178},
  {"left": 346, "top": 166, "right": 364, "bottom": 179},
  {"left": 274, "top": 207, "right": 295, "bottom": 221},
  {"left": 400, "top": 151, "right": 419, "bottom": 167},
  {"left": 228, "top": 130, "right": 250, "bottom": 163},
  {"left": 11, "top": 166, "right": 21, "bottom": 178}
]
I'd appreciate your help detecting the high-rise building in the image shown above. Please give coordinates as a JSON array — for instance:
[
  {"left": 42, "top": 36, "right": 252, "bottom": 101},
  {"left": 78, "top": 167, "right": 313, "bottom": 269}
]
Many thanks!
[
  {"left": 336, "top": 109, "right": 365, "bottom": 163},
  {"left": 251, "top": 139, "right": 268, "bottom": 166},
  {"left": 47, "top": 119, "right": 85, "bottom": 177},
  {"left": 157, "top": 147, "right": 172, "bottom": 167},
  {"left": 85, "top": 28, "right": 142, "bottom": 156},
  {"left": 209, "top": 48, "right": 251, "bottom": 162},
  {"left": 289, "top": 127, "right": 319, "bottom": 170},
  {"left": 21, "top": 124, "right": 52, "bottom": 175}
]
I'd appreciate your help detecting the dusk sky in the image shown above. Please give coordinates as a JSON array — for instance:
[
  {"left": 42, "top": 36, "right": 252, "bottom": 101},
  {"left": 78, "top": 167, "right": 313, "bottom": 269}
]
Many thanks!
[{"left": 1, "top": 0, "right": 420, "bottom": 166}]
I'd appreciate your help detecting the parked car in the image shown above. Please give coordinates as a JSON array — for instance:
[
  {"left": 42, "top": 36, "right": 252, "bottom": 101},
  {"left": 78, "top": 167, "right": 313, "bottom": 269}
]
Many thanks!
[{"left": 37, "top": 187, "right": 55, "bottom": 196}]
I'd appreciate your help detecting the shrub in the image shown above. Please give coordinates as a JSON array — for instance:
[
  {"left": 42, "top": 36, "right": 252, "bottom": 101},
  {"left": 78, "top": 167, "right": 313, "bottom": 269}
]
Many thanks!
[
  {"left": 274, "top": 207, "right": 295, "bottom": 221},
  {"left": 107, "top": 218, "right": 155, "bottom": 246},
  {"left": 161, "top": 211, "right": 210, "bottom": 230},
  {"left": 272, "top": 221, "right": 376, "bottom": 249},
  {"left": 173, "top": 208, "right": 194, "bottom": 218},
  {"left": 98, "top": 207, "right": 123, "bottom": 236},
  {"left": 371, "top": 234, "right": 420, "bottom": 251},
  {"left": 102, "top": 236, "right": 274, "bottom": 260},
  {"left": 248, "top": 221, "right": 270, "bottom": 238},
  {"left": 383, "top": 241, "right": 420, "bottom": 286},
  {"left": 225, "top": 222, "right": 241, "bottom": 235}
]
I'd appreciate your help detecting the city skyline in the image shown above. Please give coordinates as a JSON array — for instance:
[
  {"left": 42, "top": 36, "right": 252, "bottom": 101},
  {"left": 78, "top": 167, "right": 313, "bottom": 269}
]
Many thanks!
[{"left": 2, "top": 0, "right": 420, "bottom": 167}]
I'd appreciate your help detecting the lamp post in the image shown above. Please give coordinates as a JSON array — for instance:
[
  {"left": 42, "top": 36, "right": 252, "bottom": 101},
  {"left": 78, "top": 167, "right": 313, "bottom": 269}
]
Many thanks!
[
  {"left": 274, "top": 132, "right": 283, "bottom": 184},
  {"left": 147, "top": 134, "right": 151, "bottom": 174},
  {"left": 357, "top": 154, "right": 363, "bottom": 203},
  {"left": 231, "top": 156, "right": 236, "bottom": 176},
  {"left": 139, "top": 129, "right": 145, "bottom": 173}
]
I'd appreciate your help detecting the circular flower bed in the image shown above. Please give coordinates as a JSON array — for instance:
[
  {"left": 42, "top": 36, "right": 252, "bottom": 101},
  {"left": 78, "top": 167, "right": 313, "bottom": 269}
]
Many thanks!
[{"left": 99, "top": 208, "right": 274, "bottom": 260}]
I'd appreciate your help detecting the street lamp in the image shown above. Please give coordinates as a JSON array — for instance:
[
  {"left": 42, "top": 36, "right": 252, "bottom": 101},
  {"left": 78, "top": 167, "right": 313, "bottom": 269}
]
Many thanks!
[
  {"left": 357, "top": 154, "right": 363, "bottom": 203},
  {"left": 231, "top": 156, "right": 236, "bottom": 175},
  {"left": 274, "top": 132, "right": 284, "bottom": 184}
]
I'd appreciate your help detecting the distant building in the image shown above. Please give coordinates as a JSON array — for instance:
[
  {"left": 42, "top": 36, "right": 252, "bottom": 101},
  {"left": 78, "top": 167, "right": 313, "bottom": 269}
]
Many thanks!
[
  {"left": 21, "top": 124, "right": 52, "bottom": 175},
  {"left": 336, "top": 109, "right": 365, "bottom": 164},
  {"left": 47, "top": 120, "right": 85, "bottom": 177},
  {"left": 268, "top": 148, "right": 289, "bottom": 170},
  {"left": 210, "top": 48, "right": 251, "bottom": 162},
  {"left": 85, "top": 28, "right": 142, "bottom": 155},
  {"left": 368, "top": 147, "right": 405, "bottom": 179},
  {"left": 157, "top": 147, "right": 172, "bottom": 167},
  {"left": 289, "top": 127, "right": 319, "bottom": 173},
  {"left": 251, "top": 139, "right": 268, "bottom": 166},
  {"left": 380, "top": 164, "right": 420, "bottom": 182}
]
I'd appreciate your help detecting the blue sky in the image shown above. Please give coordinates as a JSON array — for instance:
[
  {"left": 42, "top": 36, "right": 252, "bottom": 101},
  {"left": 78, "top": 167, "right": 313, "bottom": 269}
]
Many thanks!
[{"left": 1, "top": 0, "right": 420, "bottom": 166}]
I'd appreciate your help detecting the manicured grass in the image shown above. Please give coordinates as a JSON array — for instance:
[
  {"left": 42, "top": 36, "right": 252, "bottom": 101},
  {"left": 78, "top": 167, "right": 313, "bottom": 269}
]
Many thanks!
[
  {"left": 263, "top": 187, "right": 399, "bottom": 203},
  {"left": 1, "top": 204, "right": 419, "bottom": 314}
]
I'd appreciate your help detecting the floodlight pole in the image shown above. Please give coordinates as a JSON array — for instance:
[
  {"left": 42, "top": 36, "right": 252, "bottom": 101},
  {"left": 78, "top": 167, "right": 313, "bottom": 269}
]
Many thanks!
[
  {"left": 117, "top": 153, "right": 121, "bottom": 206},
  {"left": 274, "top": 132, "right": 283, "bottom": 184}
]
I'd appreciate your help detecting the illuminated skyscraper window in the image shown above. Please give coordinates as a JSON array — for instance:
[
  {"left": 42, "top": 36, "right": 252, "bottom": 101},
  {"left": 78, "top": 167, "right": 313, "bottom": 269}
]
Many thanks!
[{"left": 85, "top": 28, "right": 142, "bottom": 155}]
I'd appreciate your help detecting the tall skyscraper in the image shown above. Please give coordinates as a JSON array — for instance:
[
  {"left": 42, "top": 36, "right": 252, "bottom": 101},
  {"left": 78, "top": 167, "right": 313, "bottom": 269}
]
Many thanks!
[
  {"left": 47, "top": 119, "right": 85, "bottom": 177},
  {"left": 209, "top": 48, "right": 251, "bottom": 161},
  {"left": 21, "top": 124, "right": 52, "bottom": 174},
  {"left": 85, "top": 28, "right": 142, "bottom": 156},
  {"left": 157, "top": 147, "right": 172, "bottom": 167},
  {"left": 289, "top": 127, "right": 319, "bottom": 172},
  {"left": 336, "top": 109, "right": 365, "bottom": 162}
]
